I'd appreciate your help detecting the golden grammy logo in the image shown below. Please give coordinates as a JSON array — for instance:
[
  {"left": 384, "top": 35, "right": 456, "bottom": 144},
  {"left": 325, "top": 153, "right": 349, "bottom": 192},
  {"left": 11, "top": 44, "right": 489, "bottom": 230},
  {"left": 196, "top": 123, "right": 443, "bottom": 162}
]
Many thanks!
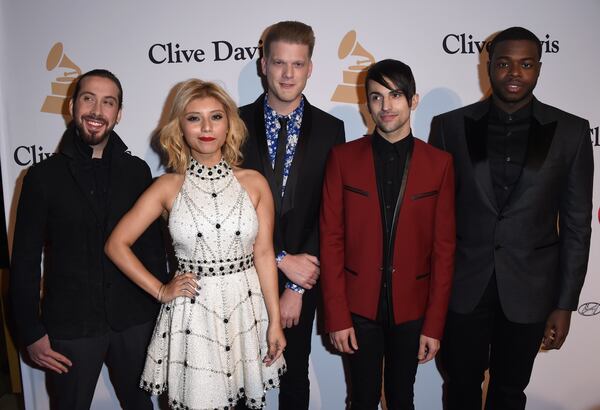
[
  {"left": 40, "top": 42, "right": 81, "bottom": 116},
  {"left": 331, "top": 31, "right": 375, "bottom": 104}
]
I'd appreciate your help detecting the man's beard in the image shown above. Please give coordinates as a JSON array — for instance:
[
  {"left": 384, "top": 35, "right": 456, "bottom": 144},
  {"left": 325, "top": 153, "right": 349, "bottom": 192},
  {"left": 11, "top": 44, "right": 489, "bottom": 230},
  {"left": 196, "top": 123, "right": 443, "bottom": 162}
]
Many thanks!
[{"left": 75, "top": 113, "right": 114, "bottom": 147}]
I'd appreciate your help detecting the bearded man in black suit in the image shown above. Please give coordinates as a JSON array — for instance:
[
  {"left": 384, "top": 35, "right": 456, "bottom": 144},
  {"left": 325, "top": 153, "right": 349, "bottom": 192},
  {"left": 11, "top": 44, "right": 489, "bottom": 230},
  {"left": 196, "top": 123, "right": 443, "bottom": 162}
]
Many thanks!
[{"left": 10, "top": 69, "right": 167, "bottom": 410}]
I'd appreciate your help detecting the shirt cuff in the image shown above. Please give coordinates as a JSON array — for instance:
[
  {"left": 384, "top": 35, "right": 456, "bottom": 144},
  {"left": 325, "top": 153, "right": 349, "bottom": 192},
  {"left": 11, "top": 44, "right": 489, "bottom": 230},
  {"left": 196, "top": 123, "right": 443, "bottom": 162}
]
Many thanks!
[{"left": 285, "top": 281, "right": 305, "bottom": 294}]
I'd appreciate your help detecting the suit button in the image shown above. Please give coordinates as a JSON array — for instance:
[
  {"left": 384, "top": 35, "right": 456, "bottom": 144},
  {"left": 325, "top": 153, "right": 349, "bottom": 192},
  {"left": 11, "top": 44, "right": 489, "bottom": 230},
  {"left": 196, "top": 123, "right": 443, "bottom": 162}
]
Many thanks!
[{"left": 495, "top": 244, "right": 503, "bottom": 250}]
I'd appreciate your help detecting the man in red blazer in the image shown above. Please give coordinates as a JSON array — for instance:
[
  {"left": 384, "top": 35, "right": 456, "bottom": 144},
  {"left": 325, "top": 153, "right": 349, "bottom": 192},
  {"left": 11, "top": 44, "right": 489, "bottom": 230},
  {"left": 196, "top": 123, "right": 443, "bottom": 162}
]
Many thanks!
[{"left": 320, "top": 59, "right": 455, "bottom": 409}]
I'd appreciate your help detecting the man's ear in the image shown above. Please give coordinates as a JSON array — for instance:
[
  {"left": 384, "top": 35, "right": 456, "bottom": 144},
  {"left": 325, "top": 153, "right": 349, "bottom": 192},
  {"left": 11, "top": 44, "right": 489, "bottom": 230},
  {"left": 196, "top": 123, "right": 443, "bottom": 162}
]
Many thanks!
[
  {"left": 261, "top": 57, "right": 267, "bottom": 76},
  {"left": 410, "top": 93, "right": 420, "bottom": 111}
]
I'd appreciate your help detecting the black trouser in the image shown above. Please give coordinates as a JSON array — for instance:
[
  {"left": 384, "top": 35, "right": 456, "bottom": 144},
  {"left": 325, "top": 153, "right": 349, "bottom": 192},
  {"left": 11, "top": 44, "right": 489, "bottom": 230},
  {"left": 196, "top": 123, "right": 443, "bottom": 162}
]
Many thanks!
[
  {"left": 441, "top": 276, "right": 546, "bottom": 410},
  {"left": 47, "top": 320, "right": 154, "bottom": 410},
  {"left": 277, "top": 286, "right": 318, "bottom": 410},
  {"left": 347, "top": 314, "right": 423, "bottom": 410}
]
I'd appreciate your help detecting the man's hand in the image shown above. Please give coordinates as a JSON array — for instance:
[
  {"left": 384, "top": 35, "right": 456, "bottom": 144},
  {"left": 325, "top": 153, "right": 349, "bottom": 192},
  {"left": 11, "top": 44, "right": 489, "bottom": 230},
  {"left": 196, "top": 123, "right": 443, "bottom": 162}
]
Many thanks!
[
  {"left": 27, "top": 335, "right": 72, "bottom": 374},
  {"left": 280, "top": 288, "right": 303, "bottom": 329},
  {"left": 278, "top": 253, "right": 319, "bottom": 289},
  {"left": 542, "top": 309, "right": 572, "bottom": 350},
  {"left": 418, "top": 335, "right": 440, "bottom": 364},
  {"left": 330, "top": 327, "right": 358, "bottom": 354}
]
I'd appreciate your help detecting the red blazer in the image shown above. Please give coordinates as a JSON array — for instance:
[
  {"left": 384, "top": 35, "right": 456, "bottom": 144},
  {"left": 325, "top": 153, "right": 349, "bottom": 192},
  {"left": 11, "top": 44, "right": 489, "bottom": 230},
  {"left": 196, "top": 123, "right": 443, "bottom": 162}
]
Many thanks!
[{"left": 320, "top": 136, "right": 455, "bottom": 340}]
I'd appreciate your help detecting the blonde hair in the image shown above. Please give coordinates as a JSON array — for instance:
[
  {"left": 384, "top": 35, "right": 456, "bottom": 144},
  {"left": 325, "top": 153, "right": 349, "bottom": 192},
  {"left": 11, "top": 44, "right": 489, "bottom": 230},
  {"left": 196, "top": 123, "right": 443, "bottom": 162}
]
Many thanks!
[{"left": 159, "top": 79, "right": 247, "bottom": 173}]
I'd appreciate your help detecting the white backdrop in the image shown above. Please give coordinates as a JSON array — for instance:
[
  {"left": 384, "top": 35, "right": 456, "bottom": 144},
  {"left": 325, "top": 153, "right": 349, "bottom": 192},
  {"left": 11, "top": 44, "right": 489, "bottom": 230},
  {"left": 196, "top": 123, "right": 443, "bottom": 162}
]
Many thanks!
[{"left": 1, "top": 1, "right": 599, "bottom": 409}]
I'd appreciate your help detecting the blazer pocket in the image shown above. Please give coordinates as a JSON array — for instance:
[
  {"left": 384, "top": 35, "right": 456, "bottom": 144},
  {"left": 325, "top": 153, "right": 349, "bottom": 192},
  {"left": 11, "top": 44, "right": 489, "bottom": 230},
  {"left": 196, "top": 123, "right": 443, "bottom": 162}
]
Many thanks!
[
  {"left": 343, "top": 185, "right": 369, "bottom": 197},
  {"left": 344, "top": 266, "right": 359, "bottom": 276},
  {"left": 534, "top": 240, "right": 559, "bottom": 250},
  {"left": 416, "top": 272, "right": 431, "bottom": 280},
  {"left": 411, "top": 190, "right": 439, "bottom": 200}
]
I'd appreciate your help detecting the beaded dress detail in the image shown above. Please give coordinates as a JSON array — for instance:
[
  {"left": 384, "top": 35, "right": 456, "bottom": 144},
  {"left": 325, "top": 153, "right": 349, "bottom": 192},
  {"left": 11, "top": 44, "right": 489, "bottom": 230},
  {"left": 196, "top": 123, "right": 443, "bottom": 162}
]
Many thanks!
[{"left": 141, "top": 158, "right": 286, "bottom": 409}]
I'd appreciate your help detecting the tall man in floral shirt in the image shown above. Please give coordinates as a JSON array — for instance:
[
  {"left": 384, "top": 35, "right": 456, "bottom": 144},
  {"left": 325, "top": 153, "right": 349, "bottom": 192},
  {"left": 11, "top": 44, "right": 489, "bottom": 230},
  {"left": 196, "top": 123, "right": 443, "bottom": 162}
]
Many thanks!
[{"left": 239, "top": 20, "right": 345, "bottom": 409}]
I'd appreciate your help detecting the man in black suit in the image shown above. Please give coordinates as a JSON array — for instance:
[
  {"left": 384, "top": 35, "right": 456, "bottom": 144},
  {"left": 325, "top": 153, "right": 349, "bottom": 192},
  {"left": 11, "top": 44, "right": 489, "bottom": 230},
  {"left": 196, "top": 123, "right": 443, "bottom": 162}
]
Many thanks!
[
  {"left": 239, "top": 21, "right": 345, "bottom": 409},
  {"left": 9, "top": 69, "right": 167, "bottom": 410},
  {"left": 429, "top": 27, "right": 593, "bottom": 410}
]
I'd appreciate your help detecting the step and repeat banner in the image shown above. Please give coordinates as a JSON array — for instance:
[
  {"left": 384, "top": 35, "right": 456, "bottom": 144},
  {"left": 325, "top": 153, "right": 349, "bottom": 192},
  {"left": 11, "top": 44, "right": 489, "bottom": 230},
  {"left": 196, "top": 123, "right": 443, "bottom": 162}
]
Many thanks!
[{"left": 1, "top": 1, "right": 599, "bottom": 409}]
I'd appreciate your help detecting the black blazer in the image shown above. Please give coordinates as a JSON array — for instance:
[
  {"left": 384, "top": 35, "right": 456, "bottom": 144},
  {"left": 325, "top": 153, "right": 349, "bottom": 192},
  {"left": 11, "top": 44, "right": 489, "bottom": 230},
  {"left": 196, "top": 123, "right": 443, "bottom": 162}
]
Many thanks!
[
  {"left": 429, "top": 98, "right": 593, "bottom": 323},
  {"left": 239, "top": 95, "right": 345, "bottom": 275},
  {"left": 9, "top": 125, "right": 167, "bottom": 346}
]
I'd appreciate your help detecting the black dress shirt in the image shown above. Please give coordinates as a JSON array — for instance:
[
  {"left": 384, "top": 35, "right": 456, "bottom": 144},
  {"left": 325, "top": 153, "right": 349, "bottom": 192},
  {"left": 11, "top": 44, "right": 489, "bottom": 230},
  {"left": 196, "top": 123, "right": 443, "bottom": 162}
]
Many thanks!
[
  {"left": 372, "top": 131, "right": 413, "bottom": 326},
  {"left": 487, "top": 101, "right": 532, "bottom": 209}
]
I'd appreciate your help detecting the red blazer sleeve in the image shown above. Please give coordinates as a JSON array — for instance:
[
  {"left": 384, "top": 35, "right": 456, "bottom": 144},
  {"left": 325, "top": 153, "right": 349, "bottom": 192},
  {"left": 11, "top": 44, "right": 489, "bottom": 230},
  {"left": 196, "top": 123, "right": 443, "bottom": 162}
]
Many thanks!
[
  {"left": 422, "top": 155, "right": 456, "bottom": 340},
  {"left": 320, "top": 148, "right": 353, "bottom": 332}
]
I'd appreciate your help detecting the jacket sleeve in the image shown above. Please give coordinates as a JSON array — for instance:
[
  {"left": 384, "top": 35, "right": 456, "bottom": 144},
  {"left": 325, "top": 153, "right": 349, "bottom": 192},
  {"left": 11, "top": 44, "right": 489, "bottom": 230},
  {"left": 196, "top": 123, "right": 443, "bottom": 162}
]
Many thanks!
[
  {"left": 335, "top": 120, "right": 346, "bottom": 146},
  {"left": 422, "top": 154, "right": 456, "bottom": 340},
  {"left": 557, "top": 118, "right": 593, "bottom": 310},
  {"left": 319, "top": 148, "right": 352, "bottom": 332},
  {"left": 9, "top": 168, "right": 48, "bottom": 347},
  {"left": 428, "top": 115, "right": 447, "bottom": 151}
]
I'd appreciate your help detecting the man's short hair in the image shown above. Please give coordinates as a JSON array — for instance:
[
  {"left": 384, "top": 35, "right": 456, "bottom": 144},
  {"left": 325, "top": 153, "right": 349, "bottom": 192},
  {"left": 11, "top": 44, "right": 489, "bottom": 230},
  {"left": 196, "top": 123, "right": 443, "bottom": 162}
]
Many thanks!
[
  {"left": 71, "top": 69, "right": 123, "bottom": 108},
  {"left": 263, "top": 21, "right": 315, "bottom": 58},
  {"left": 488, "top": 27, "right": 542, "bottom": 61},
  {"left": 365, "top": 59, "right": 416, "bottom": 105}
]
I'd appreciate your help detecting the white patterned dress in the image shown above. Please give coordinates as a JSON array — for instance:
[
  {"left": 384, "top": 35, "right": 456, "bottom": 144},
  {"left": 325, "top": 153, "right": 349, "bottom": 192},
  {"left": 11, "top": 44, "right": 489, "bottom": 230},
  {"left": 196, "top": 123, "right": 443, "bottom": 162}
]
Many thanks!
[{"left": 141, "top": 158, "right": 286, "bottom": 410}]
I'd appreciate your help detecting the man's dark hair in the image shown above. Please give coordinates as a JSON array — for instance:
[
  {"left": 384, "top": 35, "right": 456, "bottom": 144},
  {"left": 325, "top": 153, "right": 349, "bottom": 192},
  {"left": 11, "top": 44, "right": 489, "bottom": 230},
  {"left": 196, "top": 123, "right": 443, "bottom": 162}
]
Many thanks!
[
  {"left": 365, "top": 59, "right": 416, "bottom": 105},
  {"left": 71, "top": 69, "right": 123, "bottom": 108},
  {"left": 263, "top": 21, "right": 315, "bottom": 58},
  {"left": 488, "top": 27, "right": 542, "bottom": 61}
]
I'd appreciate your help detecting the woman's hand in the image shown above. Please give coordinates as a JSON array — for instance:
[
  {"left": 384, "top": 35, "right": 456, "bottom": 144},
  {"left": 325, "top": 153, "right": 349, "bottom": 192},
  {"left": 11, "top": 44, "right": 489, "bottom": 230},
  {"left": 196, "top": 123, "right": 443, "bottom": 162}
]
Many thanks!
[
  {"left": 263, "top": 322, "right": 286, "bottom": 366},
  {"left": 159, "top": 273, "right": 199, "bottom": 303}
]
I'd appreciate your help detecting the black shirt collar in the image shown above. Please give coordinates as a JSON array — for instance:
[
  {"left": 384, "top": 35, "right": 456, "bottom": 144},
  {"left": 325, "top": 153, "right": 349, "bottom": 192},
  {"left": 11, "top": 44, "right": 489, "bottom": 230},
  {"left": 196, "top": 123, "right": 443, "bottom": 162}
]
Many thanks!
[
  {"left": 372, "top": 130, "right": 414, "bottom": 156},
  {"left": 489, "top": 99, "right": 533, "bottom": 124}
]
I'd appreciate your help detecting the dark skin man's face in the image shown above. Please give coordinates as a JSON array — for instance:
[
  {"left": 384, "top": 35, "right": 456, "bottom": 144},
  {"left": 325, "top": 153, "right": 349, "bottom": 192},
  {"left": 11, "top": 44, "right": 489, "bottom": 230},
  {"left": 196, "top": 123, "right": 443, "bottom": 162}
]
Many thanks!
[{"left": 488, "top": 39, "right": 541, "bottom": 113}]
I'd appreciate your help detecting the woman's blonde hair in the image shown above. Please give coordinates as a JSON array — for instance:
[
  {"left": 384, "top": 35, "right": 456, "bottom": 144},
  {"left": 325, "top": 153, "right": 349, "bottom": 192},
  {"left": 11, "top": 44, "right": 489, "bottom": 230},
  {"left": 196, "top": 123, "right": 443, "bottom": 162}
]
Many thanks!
[{"left": 159, "top": 79, "right": 247, "bottom": 173}]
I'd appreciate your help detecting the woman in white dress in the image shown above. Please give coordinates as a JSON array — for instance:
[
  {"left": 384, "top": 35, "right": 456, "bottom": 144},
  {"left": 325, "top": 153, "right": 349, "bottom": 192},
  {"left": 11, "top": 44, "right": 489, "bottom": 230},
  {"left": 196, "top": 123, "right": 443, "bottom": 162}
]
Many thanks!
[{"left": 105, "top": 79, "right": 286, "bottom": 410}]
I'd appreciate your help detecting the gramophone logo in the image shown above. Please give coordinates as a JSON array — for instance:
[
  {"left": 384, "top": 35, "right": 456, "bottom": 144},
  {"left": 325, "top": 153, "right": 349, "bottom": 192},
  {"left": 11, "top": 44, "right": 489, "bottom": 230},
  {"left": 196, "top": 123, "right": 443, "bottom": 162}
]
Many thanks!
[
  {"left": 331, "top": 31, "right": 375, "bottom": 104},
  {"left": 41, "top": 42, "right": 81, "bottom": 116}
]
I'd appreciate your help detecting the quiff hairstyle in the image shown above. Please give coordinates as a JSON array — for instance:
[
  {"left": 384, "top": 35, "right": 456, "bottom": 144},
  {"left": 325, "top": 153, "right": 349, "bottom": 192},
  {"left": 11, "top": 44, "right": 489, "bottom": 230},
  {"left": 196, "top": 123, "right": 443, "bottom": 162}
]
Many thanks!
[
  {"left": 263, "top": 21, "right": 315, "bottom": 58},
  {"left": 159, "top": 79, "right": 247, "bottom": 174}
]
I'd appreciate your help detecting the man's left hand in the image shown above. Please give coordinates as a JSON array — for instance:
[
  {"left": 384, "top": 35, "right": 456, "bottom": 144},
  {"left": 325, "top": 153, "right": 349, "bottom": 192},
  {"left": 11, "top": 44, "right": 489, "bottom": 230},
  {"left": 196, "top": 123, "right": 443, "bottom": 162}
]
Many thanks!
[
  {"left": 418, "top": 335, "right": 440, "bottom": 364},
  {"left": 542, "top": 309, "right": 572, "bottom": 350}
]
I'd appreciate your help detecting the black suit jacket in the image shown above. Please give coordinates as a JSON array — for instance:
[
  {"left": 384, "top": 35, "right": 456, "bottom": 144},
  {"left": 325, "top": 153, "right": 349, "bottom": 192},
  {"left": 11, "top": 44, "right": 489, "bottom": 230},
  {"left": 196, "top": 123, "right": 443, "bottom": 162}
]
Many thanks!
[
  {"left": 429, "top": 97, "right": 593, "bottom": 323},
  {"left": 239, "top": 94, "right": 345, "bottom": 287},
  {"left": 9, "top": 125, "right": 167, "bottom": 346}
]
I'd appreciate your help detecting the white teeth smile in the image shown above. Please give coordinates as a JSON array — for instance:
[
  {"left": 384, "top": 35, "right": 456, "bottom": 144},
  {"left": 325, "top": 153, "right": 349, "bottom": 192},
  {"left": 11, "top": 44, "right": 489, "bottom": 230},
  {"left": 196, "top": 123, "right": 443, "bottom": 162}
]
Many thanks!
[{"left": 86, "top": 119, "right": 104, "bottom": 127}]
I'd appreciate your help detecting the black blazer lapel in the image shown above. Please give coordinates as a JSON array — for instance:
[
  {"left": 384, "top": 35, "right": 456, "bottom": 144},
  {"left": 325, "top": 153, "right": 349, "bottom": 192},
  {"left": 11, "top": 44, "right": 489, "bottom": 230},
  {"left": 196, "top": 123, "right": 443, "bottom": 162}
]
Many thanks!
[
  {"left": 251, "top": 95, "right": 281, "bottom": 214},
  {"left": 281, "top": 99, "right": 312, "bottom": 216},
  {"left": 507, "top": 111, "right": 557, "bottom": 204},
  {"left": 464, "top": 108, "right": 498, "bottom": 213}
]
